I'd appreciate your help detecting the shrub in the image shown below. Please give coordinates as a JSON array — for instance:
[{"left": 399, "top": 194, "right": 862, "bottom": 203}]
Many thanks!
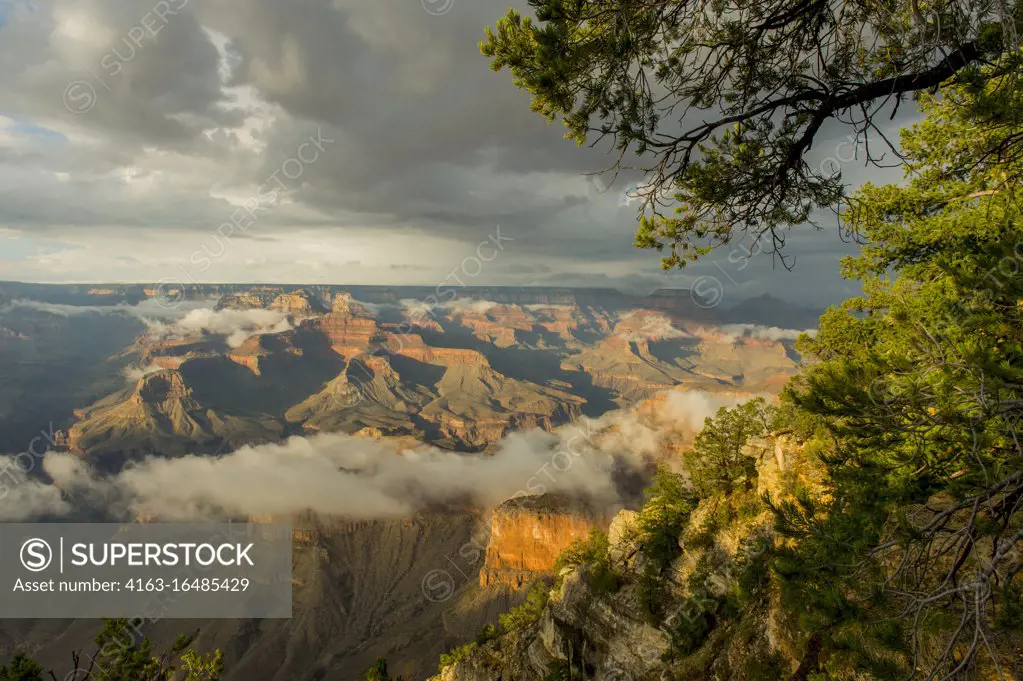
[
  {"left": 474, "top": 624, "right": 499, "bottom": 645},
  {"left": 498, "top": 581, "right": 549, "bottom": 632},
  {"left": 555, "top": 527, "right": 620, "bottom": 595},
  {"left": 438, "top": 643, "right": 476, "bottom": 671},
  {"left": 0, "top": 653, "right": 43, "bottom": 681}
]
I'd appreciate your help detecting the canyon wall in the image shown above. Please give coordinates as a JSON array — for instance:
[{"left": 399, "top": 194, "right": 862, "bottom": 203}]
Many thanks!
[{"left": 480, "top": 496, "right": 609, "bottom": 588}]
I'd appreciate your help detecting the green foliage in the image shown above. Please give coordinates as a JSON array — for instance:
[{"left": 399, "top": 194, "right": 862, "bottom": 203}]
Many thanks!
[
  {"left": 438, "top": 642, "right": 477, "bottom": 671},
  {"left": 660, "top": 531, "right": 774, "bottom": 663},
  {"left": 743, "top": 651, "right": 787, "bottom": 681},
  {"left": 179, "top": 649, "right": 224, "bottom": 681},
  {"left": 482, "top": 0, "right": 1017, "bottom": 267},
  {"left": 637, "top": 466, "right": 697, "bottom": 570},
  {"left": 634, "top": 467, "right": 699, "bottom": 622},
  {"left": 772, "top": 67, "right": 1023, "bottom": 679},
  {"left": 437, "top": 581, "right": 550, "bottom": 672},
  {"left": 88, "top": 619, "right": 196, "bottom": 681},
  {"left": 995, "top": 579, "right": 1023, "bottom": 631},
  {"left": 555, "top": 527, "right": 620, "bottom": 594},
  {"left": 636, "top": 565, "right": 669, "bottom": 625},
  {"left": 498, "top": 581, "right": 549, "bottom": 633},
  {"left": 474, "top": 624, "right": 500, "bottom": 645},
  {"left": 363, "top": 657, "right": 390, "bottom": 681},
  {"left": 363, "top": 656, "right": 411, "bottom": 681},
  {"left": 685, "top": 399, "right": 773, "bottom": 498},
  {"left": 0, "top": 653, "right": 43, "bottom": 681},
  {"left": 459, "top": 50, "right": 1023, "bottom": 680},
  {"left": 0, "top": 621, "right": 224, "bottom": 681},
  {"left": 665, "top": 595, "right": 719, "bottom": 658},
  {"left": 728, "top": 536, "right": 772, "bottom": 610}
]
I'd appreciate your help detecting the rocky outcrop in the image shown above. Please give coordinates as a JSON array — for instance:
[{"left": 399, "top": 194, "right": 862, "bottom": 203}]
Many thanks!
[
  {"left": 58, "top": 369, "right": 283, "bottom": 465},
  {"left": 397, "top": 345, "right": 491, "bottom": 368},
  {"left": 132, "top": 369, "right": 198, "bottom": 410},
  {"left": 385, "top": 331, "right": 491, "bottom": 367},
  {"left": 134, "top": 335, "right": 222, "bottom": 374},
  {"left": 215, "top": 288, "right": 284, "bottom": 310},
  {"left": 225, "top": 336, "right": 272, "bottom": 375},
  {"left": 419, "top": 363, "right": 585, "bottom": 449},
  {"left": 284, "top": 354, "right": 431, "bottom": 436},
  {"left": 433, "top": 434, "right": 822, "bottom": 681},
  {"left": 310, "top": 293, "right": 383, "bottom": 358},
  {"left": 226, "top": 351, "right": 262, "bottom": 375},
  {"left": 435, "top": 559, "right": 673, "bottom": 681},
  {"left": 690, "top": 334, "right": 799, "bottom": 390},
  {"left": 561, "top": 336, "right": 691, "bottom": 401},
  {"left": 453, "top": 305, "right": 534, "bottom": 347},
  {"left": 480, "top": 496, "right": 605, "bottom": 588},
  {"left": 269, "top": 289, "right": 325, "bottom": 314}
]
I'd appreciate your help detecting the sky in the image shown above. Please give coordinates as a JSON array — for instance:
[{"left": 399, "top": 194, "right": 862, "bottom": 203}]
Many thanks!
[{"left": 0, "top": 0, "right": 909, "bottom": 307}]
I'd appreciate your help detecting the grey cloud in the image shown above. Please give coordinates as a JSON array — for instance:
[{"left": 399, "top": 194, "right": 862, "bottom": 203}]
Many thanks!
[{"left": 0, "top": 0, "right": 904, "bottom": 306}]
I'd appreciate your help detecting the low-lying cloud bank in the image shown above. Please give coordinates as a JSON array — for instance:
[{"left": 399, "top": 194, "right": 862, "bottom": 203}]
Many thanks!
[
  {"left": 0, "top": 390, "right": 753, "bottom": 523},
  {"left": 0, "top": 298, "right": 212, "bottom": 319},
  {"left": 696, "top": 324, "right": 817, "bottom": 343},
  {"left": 618, "top": 311, "right": 688, "bottom": 342},
  {"left": 401, "top": 297, "right": 502, "bottom": 319},
  {"left": 0, "top": 455, "right": 72, "bottom": 521},
  {"left": 1, "top": 298, "right": 294, "bottom": 349},
  {"left": 121, "top": 364, "right": 168, "bottom": 382},
  {"left": 141, "top": 308, "right": 293, "bottom": 348}
]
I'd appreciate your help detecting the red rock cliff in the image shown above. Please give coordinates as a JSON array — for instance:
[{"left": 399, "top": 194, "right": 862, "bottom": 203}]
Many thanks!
[{"left": 480, "top": 496, "right": 607, "bottom": 588}]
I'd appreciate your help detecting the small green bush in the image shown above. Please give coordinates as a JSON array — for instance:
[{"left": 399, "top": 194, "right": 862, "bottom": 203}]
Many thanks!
[
  {"left": 555, "top": 527, "right": 621, "bottom": 594},
  {"left": 498, "top": 581, "right": 549, "bottom": 632},
  {"left": 438, "top": 643, "right": 477, "bottom": 671},
  {"left": 474, "top": 624, "right": 499, "bottom": 645},
  {"left": 363, "top": 657, "right": 410, "bottom": 681},
  {"left": 0, "top": 653, "right": 43, "bottom": 681},
  {"left": 637, "top": 564, "right": 670, "bottom": 624}
]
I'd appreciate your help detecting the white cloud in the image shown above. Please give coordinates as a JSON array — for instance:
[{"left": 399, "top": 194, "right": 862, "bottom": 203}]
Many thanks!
[
  {"left": 21, "top": 389, "right": 763, "bottom": 522},
  {"left": 617, "top": 310, "right": 689, "bottom": 341},
  {"left": 0, "top": 297, "right": 211, "bottom": 319},
  {"left": 0, "top": 456, "right": 72, "bottom": 521},
  {"left": 715, "top": 324, "right": 818, "bottom": 343},
  {"left": 141, "top": 307, "right": 293, "bottom": 348},
  {"left": 400, "top": 297, "right": 501, "bottom": 322},
  {"left": 121, "top": 363, "right": 165, "bottom": 382}
]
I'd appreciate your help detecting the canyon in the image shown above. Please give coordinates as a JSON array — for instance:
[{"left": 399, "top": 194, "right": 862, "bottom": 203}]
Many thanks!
[{"left": 0, "top": 282, "right": 817, "bottom": 679}]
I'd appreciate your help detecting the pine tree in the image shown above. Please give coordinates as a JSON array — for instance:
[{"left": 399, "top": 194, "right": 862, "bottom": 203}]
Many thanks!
[
  {"left": 482, "top": 0, "right": 1020, "bottom": 267},
  {"left": 685, "top": 398, "right": 773, "bottom": 497},
  {"left": 773, "top": 67, "right": 1023, "bottom": 680},
  {"left": 0, "top": 653, "right": 43, "bottom": 681}
]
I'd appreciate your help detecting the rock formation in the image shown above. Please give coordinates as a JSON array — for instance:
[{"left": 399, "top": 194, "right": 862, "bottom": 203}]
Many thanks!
[
  {"left": 310, "top": 293, "right": 384, "bottom": 358},
  {"left": 480, "top": 495, "right": 607, "bottom": 588},
  {"left": 268, "top": 289, "right": 326, "bottom": 314},
  {"left": 432, "top": 433, "right": 823, "bottom": 681},
  {"left": 57, "top": 369, "right": 283, "bottom": 466}
]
